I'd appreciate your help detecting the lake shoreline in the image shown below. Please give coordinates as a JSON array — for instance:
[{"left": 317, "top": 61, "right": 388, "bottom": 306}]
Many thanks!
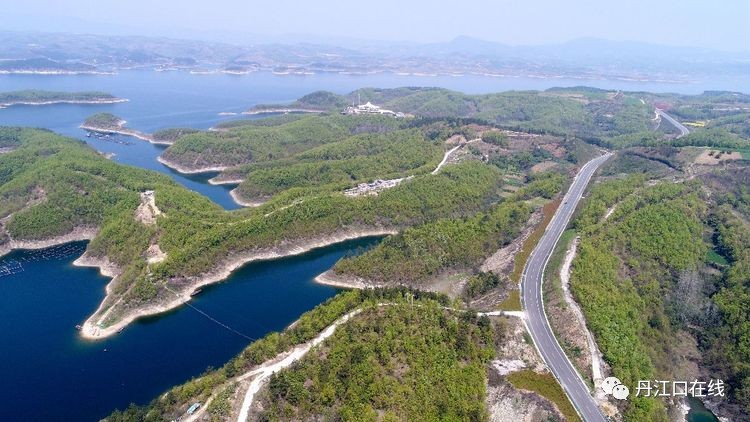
[
  {"left": 80, "top": 228, "right": 394, "bottom": 340},
  {"left": 157, "top": 157, "right": 250, "bottom": 207},
  {"left": 80, "top": 123, "right": 172, "bottom": 145},
  {"left": 314, "top": 269, "right": 381, "bottom": 289},
  {"left": 208, "top": 176, "right": 244, "bottom": 185},
  {"left": 229, "top": 188, "right": 264, "bottom": 207},
  {"left": 0, "top": 226, "right": 98, "bottom": 259},
  {"left": 156, "top": 155, "right": 229, "bottom": 174},
  {"left": 242, "top": 107, "right": 326, "bottom": 116},
  {"left": 0, "top": 98, "right": 128, "bottom": 109}
]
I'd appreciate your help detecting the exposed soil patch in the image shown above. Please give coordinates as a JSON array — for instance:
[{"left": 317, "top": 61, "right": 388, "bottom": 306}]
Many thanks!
[
  {"left": 486, "top": 381, "right": 563, "bottom": 422},
  {"left": 134, "top": 191, "right": 161, "bottom": 226},
  {"left": 471, "top": 209, "right": 543, "bottom": 311},
  {"left": 694, "top": 149, "right": 742, "bottom": 165},
  {"left": 146, "top": 244, "right": 167, "bottom": 264},
  {"left": 530, "top": 161, "right": 557, "bottom": 173},
  {"left": 497, "top": 317, "right": 545, "bottom": 372}
]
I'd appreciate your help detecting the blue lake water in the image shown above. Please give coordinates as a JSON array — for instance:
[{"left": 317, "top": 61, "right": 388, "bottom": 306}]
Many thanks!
[
  {"left": 0, "top": 70, "right": 738, "bottom": 420},
  {"left": 687, "top": 397, "right": 719, "bottom": 422},
  {"left": 0, "top": 238, "right": 380, "bottom": 421},
  {"left": 1, "top": 70, "right": 746, "bottom": 207}
]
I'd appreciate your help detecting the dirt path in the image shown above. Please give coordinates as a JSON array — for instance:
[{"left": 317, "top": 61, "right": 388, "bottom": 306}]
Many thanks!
[
  {"left": 559, "top": 237, "right": 605, "bottom": 387},
  {"left": 180, "top": 303, "right": 521, "bottom": 421},
  {"left": 234, "top": 308, "right": 362, "bottom": 421},
  {"left": 431, "top": 138, "right": 479, "bottom": 175},
  {"left": 432, "top": 145, "right": 461, "bottom": 175}
]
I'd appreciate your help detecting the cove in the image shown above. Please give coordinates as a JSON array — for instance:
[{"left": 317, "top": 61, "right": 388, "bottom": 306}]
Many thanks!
[
  {"left": 0, "top": 236, "right": 381, "bottom": 421},
  {"left": 687, "top": 397, "right": 719, "bottom": 422}
]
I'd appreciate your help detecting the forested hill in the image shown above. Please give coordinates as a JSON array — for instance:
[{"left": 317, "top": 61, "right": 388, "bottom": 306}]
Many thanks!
[
  {"left": 248, "top": 86, "right": 656, "bottom": 139},
  {"left": 0, "top": 90, "right": 124, "bottom": 107},
  {"left": 0, "top": 126, "right": 506, "bottom": 336},
  {"left": 568, "top": 154, "right": 750, "bottom": 420},
  {"left": 168, "top": 87, "right": 659, "bottom": 192},
  {"left": 246, "top": 87, "right": 750, "bottom": 146},
  {"left": 167, "top": 87, "right": 749, "bottom": 208},
  {"left": 83, "top": 112, "right": 125, "bottom": 129}
]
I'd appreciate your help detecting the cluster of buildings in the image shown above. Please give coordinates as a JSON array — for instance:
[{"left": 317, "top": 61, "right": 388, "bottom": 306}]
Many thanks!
[
  {"left": 344, "top": 176, "right": 413, "bottom": 197},
  {"left": 342, "top": 101, "right": 405, "bottom": 118}
]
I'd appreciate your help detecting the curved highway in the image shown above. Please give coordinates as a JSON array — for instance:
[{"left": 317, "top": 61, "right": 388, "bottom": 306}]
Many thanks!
[
  {"left": 656, "top": 109, "right": 690, "bottom": 137},
  {"left": 521, "top": 153, "right": 612, "bottom": 422}
]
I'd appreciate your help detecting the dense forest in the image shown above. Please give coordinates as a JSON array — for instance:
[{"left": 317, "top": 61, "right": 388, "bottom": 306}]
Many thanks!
[
  {"left": 229, "top": 129, "right": 443, "bottom": 201},
  {"left": 161, "top": 114, "right": 404, "bottom": 171},
  {"left": 332, "top": 173, "right": 563, "bottom": 286},
  {"left": 105, "top": 288, "right": 495, "bottom": 421},
  {"left": 256, "top": 302, "right": 495, "bottom": 421},
  {"left": 571, "top": 165, "right": 750, "bottom": 420},
  {"left": 83, "top": 112, "right": 125, "bottom": 129},
  {"left": 170, "top": 87, "right": 655, "bottom": 174},
  {"left": 0, "top": 90, "right": 120, "bottom": 106},
  {"left": 7, "top": 85, "right": 750, "bottom": 421},
  {"left": 0, "top": 127, "right": 508, "bottom": 331}
]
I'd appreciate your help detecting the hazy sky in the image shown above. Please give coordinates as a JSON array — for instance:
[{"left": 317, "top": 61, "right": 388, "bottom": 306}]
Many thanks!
[{"left": 3, "top": 0, "right": 748, "bottom": 51}]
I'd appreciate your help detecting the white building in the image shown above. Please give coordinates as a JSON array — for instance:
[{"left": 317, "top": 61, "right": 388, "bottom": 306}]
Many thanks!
[{"left": 343, "top": 101, "right": 404, "bottom": 117}]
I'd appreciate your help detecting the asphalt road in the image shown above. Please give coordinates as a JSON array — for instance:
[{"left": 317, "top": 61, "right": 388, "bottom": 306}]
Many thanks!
[
  {"left": 656, "top": 109, "right": 690, "bottom": 137},
  {"left": 521, "top": 153, "right": 612, "bottom": 422}
]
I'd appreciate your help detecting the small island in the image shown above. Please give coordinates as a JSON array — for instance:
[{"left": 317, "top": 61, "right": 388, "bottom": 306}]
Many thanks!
[
  {"left": 0, "top": 90, "right": 127, "bottom": 109},
  {"left": 81, "top": 112, "right": 170, "bottom": 145},
  {"left": 243, "top": 90, "right": 346, "bottom": 115}
]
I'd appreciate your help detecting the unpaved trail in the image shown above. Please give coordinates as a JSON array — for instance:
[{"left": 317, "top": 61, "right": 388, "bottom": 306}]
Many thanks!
[
  {"left": 235, "top": 308, "right": 362, "bottom": 421},
  {"left": 559, "top": 237, "right": 604, "bottom": 384},
  {"left": 184, "top": 303, "right": 521, "bottom": 421},
  {"left": 432, "top": 145, "right": 462, "bottom": 175}
]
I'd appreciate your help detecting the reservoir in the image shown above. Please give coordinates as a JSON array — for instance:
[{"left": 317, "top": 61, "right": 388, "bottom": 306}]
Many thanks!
[
  {"left": 0, "top": 237, "right": 380, "bottom": 421},
  {"left": 1, "top": 70, "right": 746, "bottom": 208},
  {"left": 0, "top": 70, "right": 741, "bottom": 420}
]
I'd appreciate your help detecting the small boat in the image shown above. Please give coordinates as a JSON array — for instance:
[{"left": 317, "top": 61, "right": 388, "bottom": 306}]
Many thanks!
[
  {"left": 75, "top": 324, "right": 82, "bottom": 331},
  {"left": 190, "top": 288, "right": 203, "bottom": 297}
]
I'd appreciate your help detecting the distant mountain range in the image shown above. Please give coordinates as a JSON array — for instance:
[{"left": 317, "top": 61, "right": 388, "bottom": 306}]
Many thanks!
[{"left": 0, "top": 31, "right": 747, "bottom": 81}]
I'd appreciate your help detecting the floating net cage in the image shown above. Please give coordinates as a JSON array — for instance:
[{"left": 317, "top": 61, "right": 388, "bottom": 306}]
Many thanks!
[{"left": 0, "top": 242, "right": 87, "bottom": 279}]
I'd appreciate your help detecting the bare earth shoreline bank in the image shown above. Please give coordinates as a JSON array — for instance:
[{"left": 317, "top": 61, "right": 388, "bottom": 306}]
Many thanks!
[
  {"left": 314, "top": 269, "right": 381, "bottom": 289},
  {"left": 80, "top": 228, "right": 396, "bottom": 340},
  {"left": 79, "top": 124, "right": 171, "bottom": 145},
  {"left": 156, "top": 155, "right": 229, "bottom": 174},
  {"left": 208, "top": 176, "right": 244, "bottom": 185},
  {"left": 156, "top": 157, "right": 255, "bottom": 208},
  {"left": 0, "top": 227, "right": 98, "bottom": 259},
  {"left": 242, "top": 108, "right": 325, "bottom": 116},
  {"left": 0, "top": 98, "right": 128, "bottom": 109},
  {"left": 229, "top": 188, "right": 265, "bottom": 207}
]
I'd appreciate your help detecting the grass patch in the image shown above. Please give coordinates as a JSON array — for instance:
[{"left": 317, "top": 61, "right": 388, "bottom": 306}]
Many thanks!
[
  {"left": 498, "top": 289, "right": 522, "bottom": 311},
  {"left": 511, "top": 199, "right": 561, "bottom": 283},
  {"left": 506, "top": 370, "right": 581, "bottom": 422},
  {"left": 706, "top": 249, "right": 729, "bottom": 266}
]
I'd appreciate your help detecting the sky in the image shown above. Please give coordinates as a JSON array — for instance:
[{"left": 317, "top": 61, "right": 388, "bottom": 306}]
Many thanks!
[{"left": 2, "top": 0, "right": 748, "bottom": 51}]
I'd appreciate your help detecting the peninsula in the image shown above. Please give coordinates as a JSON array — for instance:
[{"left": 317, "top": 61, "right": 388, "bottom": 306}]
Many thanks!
[
  {"left": 5, "top": 86, "right": 750, "bottom": 422},
  {"left": 80, "top": 112, "right": 170, "bottom": 145},
  {"left": 0, "top": 90, "right": 127, "bottom": 109}
]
